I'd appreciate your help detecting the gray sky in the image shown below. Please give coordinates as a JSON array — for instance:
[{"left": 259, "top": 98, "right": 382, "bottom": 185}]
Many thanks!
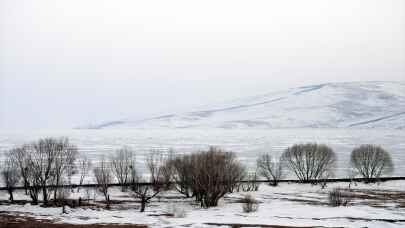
[{"left": 1, "top": 0, "right": 404, "bottom": 129}]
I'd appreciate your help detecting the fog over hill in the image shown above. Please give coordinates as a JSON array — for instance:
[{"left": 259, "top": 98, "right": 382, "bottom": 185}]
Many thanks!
[{"left": 84, "top": 81, "right": 405, "bottom": 130}]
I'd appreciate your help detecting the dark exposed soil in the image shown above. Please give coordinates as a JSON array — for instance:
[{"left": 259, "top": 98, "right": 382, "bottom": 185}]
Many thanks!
[
  {"left": 0, "top": 213, "right": 147, "bottom": 228},
  {"left": 204, "top": 223, "right": 334, "bottom": 228}
]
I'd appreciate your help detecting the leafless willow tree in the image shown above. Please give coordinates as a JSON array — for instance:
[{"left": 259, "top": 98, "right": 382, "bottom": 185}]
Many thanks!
[
  {"left": 27, "top": 137, "right": 77, "bottom": 206},
  {"left": 1, "top": 156, "right": 21, "bottom": 202},
  {"left": 8, "top": 146, "right": 39, "bottom": 204},
  {"left": 77, "top": 155, "right": 92, "bottom": 192},
  {"left": 160, "top": 150, "right": 175, "bottom": 190},
  {"left": 257, "top": 154, "right": 283, "bottom": 186},
  {"left": 52, "top": 138, "right": 78, "bottom": 203},
  {"left": 94, "top": 157, "right": 112, "bottom": 208},
  {"left": 281, "top": 143, "right": 336, "bottom": 182},
  {"left": 8, "top": 145, "right": 40, "bottom": 205},
  {"left": 27, "top": 137, "right": 77, "bottom": 205},
  {"left": 110, "top": 147, "right": 135, "bottom": 192},
  {"left": 170, "top": 155, "right": 194, "bottom": 197},
  {"left": 26, "top": 165, "right": 41, "bottom": 205},
  {"left": 168, "top": 148, "right": 245, "bottom": 205},
  {"left": 130, "top": 151, "right": 167, "bottom": 212},
  {"left": 350, "top": 144, "right": 394, "bottom": 182},
  {"left": 9, "top": 146, "right": 30, "bottom": 195},
  {"left": 189, "top": 147, "right": 245, "bottom": 208}
]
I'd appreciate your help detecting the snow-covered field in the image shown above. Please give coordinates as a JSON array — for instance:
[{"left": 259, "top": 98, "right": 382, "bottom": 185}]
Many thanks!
[
  {"left": 1, "top": 129, "right": 405, "bottom": 177},
  {"left": 1, "top": 181, "right": 404, "bottom": 227}
]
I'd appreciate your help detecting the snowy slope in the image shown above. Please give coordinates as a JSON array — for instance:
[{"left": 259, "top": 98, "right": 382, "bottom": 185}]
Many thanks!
[{"left": 87, "top": 81, "right": 405, "bottom": 129}]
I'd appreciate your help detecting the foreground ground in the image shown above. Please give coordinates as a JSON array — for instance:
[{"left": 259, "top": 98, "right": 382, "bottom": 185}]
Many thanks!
[{"left": 0, "top": 181, "right": 404, "bottom": 228}]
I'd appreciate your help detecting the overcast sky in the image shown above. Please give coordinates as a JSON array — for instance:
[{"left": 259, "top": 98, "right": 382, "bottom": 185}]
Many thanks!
[{"left": 1, "top": 0, "right": 404, "bottom": 130}]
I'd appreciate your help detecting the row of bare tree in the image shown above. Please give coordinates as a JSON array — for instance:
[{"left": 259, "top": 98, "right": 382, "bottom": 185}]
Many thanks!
[
  {"left": 0, "top": 138, "right": 395, "bottom": 212},
  {"left": 1, "top": 138, "right": 91, "bottom": 205},
  {"left": 93, "top": 146, "right": 245, "bottom": 211},
  {"left": 257, "top": 143, "right": 394, "bottom": 186}
]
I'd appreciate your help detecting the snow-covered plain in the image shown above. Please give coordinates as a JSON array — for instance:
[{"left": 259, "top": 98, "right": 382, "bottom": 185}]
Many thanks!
[
  {"left": 1, "top": 128, "right": 404, "bottom": 177},
  {"left": 1, "top": 181, "right": 404, "bottom": 228}
]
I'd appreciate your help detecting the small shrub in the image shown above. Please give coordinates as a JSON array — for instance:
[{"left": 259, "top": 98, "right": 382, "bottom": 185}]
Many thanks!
[
  {"left": 328, "top": 188, "right": 351, "bottom": 207},
  {"left": 241, "top": 194, "right": 259, "bottom": 213},
  {"left": 240, "top": 172, "right": 260, "bottom": 192}
]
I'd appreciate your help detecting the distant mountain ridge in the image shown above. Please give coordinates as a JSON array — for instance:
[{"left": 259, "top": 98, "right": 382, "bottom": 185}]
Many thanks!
[{"left": 82, "top": 81, "right": 405, "bottom": 130}]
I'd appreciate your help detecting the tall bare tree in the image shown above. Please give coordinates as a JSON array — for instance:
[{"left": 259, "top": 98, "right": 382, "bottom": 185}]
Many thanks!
[
  {"left": 257, "top": 154, "right": 283, "bottom": 186},
  {"left": 130, "top": 151, "right": 166, "bottom": 212},
  {"left": 160, "top": 149, "right": 175, "bottom": 190},
  {"left": 170, "top": 155, "right": 194, "bottom": 197},
  {"left": 350, "top": 144, "right": 394, "bottom": 182},
  {"left": 94, "top": 157, "right": 112, "bottom": 208},
  {"left": 29, "top": 138, "right": 60, "bottom": 205},
  {"left": 25, "top": 156, "right": 41, "bottom": 205},
  {"left": 9, "top": 146, "right": 30, "bottom": 195},
  {"left": 77, "top": 155, "right": 92, "bottom": 192},
  {"left": 27, "top": 137, "right": 76, "bottom": 206},
  {"left": 52, "top": 138, "right": 78, "bottom": 203},
  {"left": 281, "top": 143, "right": 336, "bottom": 182},
  {"left": 1, "top": 156, "right": 21, "bottom": 202},
  {"left": 110, "top": 147, "right": 135, "bottom": 192},
  {"left": 189, "top": 147, "right": 245, "bottom": 208}
]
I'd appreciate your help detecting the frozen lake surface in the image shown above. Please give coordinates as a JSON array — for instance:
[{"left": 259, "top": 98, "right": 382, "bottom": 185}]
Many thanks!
[{"left": 0, "top": 129, "right": 404, "bottom": 177}]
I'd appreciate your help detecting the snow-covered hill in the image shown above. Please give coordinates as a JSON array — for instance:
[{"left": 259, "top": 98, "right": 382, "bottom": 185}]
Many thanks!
[{"left": 85, "top": 81, "right": 405, "bottom": 129}]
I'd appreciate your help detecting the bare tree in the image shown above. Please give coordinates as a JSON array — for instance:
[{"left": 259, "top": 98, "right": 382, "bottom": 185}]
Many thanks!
[
  {"left": 52, "top": 138, "right": 78, "bottom": 203},
  {"left": 281, "top": 143, "right": 336, "bottom": 182},
  {"left": 93, "top": 157, "right": 112, "bottom": 208},
  {"left": 16, "top": 150, "right": 41, "bottom": 205},
  {"left": 27, "top": 137, "right": 76, "bottom": 206},
  {"left": 350, "top": 144, "right": 394, "bottom": 182},
  {"left": 160, "top": 149, "right": 175, "bottom": 190},
  {"left": 1, "top": 157, "right": 21, "bottom": 202},
  {"left": 110, "top": 147, "right": 135, "bottom": 192},
  {"left": 257, "top": 154, "right": 283, "bottom": 186},
  {"left": 11, "top": 146, "right": 43, "bottom": 205},
  {"left": 28, "top": 138, "right": 60, "bottom": 205},
  {"left": 189, "top": 147, "right": 245, "bottom": 208},
  {"left": 130, "top": 176, "right": 161, "bottom": 212},
  {"left": 130, "top": 151, "right": 166, "bottom": 212},
  {"left": 26, "top": 168, "right": 41, "bottom": 205},
  {"left": 9, "top": 146, "right": 30, "bottom": 195},
  {"left": 77, "top": 155, "right": 92, "bottom": 192},
  {"left": 170, "top": 154, "right": 194, "bottom": 198}
]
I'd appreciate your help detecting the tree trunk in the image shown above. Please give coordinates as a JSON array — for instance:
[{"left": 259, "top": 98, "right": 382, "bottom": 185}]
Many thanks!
[
  {"left": 42, "top": 186, "right": 48, "bottom": 206},
  {"left": 32, "top": 198, "right": 38, "bottom": 205},
  {"left": 24, "top": 181, "right": 29, "bottom": 195},
  {"left": 140, "top": 198, "right": 146, "bottom": 212},
  {"left": 30, "top": 190, "right": 39, "bottom": 205},
  {"left": 54, "top": 183, "right": 58, "bottom": 202},
  {"left": 106, "top": 195, "right": 110, "bottom": 209},
  {"left": 8, "top": 188, "right": 14, "bottom": 202}
]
